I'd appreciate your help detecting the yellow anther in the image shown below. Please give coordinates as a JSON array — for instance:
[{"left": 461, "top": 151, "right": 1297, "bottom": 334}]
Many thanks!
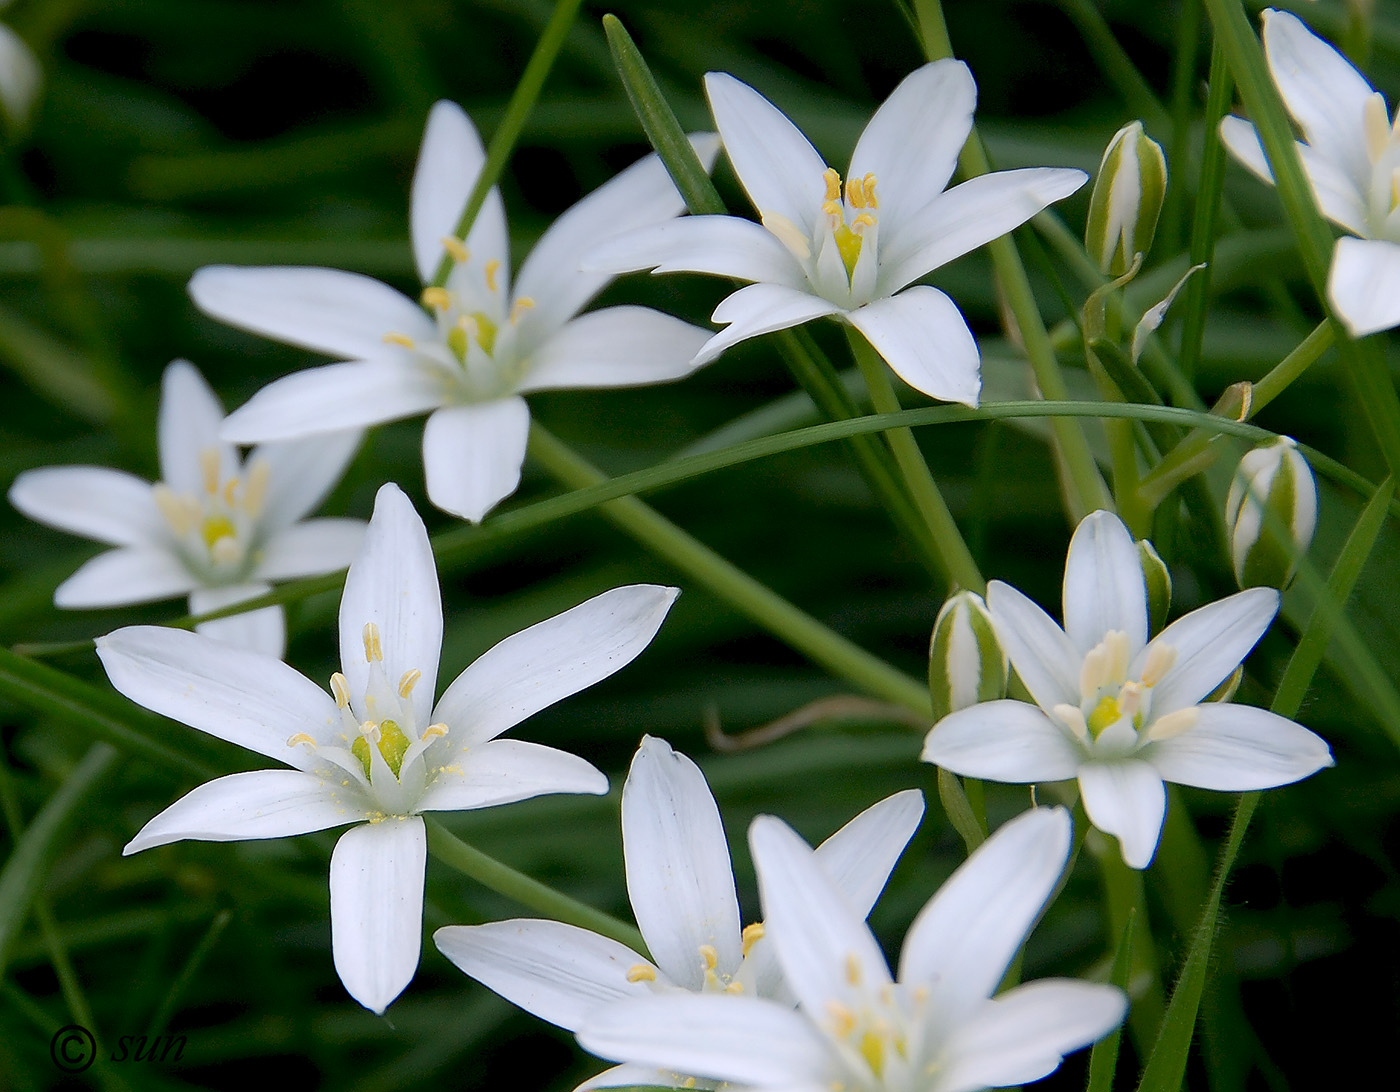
[
  {"left": 382, "top": 331, "right": 417, "bottom": 348},
  {"left": 861, "top": 173, "right": 877, "bottom": 208},
  {"left": 222, "top": 477, "right": 238, "bottom": 506},
  {"left": 741, "top": 921, "right": 765, "bottom": 956},
  {"left": 398, "top": 669, "right": 422, "bottom": 698},
  {"left": 421, "top": 286, "right": 452, "bottom": 311},
  {"left": 484, "top": 258, "right": 501, "bottom": 293},
  {"left": 851, "top": 212, "right": 876, "bottom": 233},
  {"left": 826, "top": 1000, "right": 856, "bottom": 1038},
  {"left": 1145, "top": 706, "right": 1199, "bottom": 742},
  {"left": 199, "top": 447, "right": 222, "bottom": 496},
  {"left": 153, "top": 484, "right": 192, "bottom": 536},
  {"left": 440, "top": 235, "right": 469, "bottom": 264},
  {"left": 362, "top": 622, "right": 383, "bottom": 663},
  {"left": 287, "top": 733, "right": 317, "bottom": 748},
  {"left": 845, "top": 952, "right": 862, "bottom": 986},
  {"left": 823, "top": 167, "right": 842, "bottom": 202},
  {"left": 330, "top": 672, "right": 351, "bottom": 708},
  {"left": 1140, "top": 643, "right": 1177, "bottom": 688},
  {"left": 626, "top": 963, "right": 657, "bottom": 983},
  {"left": 422, "top": 723, "right": 449, "bottom": 741},
  {"left": 682, "top": 1080, "right": 696, "bottom": 1090},
  {"left": 243, "top": 459, "right": 269, "bottom": 517},
  {"left": 699, "top": 944, "right": 718, "bottom": 971},
  {"left": 724, "top": 980, "right": 744, "bottom": 994},
  {"left": 510, "top": 297, "right": 536, "bottom": 323}
]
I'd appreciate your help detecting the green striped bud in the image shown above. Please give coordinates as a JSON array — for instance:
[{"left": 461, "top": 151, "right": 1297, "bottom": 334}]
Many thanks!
[
  {"left": 1138, "top": 538, "right": 1172, "bottom": 636},
  {"left": 1084, "top": 121, "right": 1167, "bottom": 276},
  {"left": 1226, "top": 436, "right": 1318, "bottom": 589},
  {"left": 1206, "top": 664, "right": 1243, "bottom": 704},
  {"left": 929, "top": 590, "right": 1007, "bottom": 722}
]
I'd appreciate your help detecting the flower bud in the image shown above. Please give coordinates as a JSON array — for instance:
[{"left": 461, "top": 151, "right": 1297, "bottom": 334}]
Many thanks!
[
  {"left": 1226, "top": 436, "right": 1318, "bottom": 589},
  {"left": 929, "top": 590, "right": 1007, "bottom": 722},
  {"left": 1138, "top": 538, "right": 1172, "bottom": 635},
  {"left": 1084, "top": 121, "right": 1167, "bottom": 276}
]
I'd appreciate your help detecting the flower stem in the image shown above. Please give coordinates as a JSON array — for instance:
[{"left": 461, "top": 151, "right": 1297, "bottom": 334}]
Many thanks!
[
  {"left": 527, "top": 422, "right": 933, "bottom": 715},
  {"left": 1094, "top": 841, "right": 1166, "bottom": 1052}
]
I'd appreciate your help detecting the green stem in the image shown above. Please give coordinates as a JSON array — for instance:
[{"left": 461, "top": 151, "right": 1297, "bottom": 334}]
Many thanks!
[
  {"left": 1097, "top": 843, "right": 1165, "bottom": 1051},
  {"left": 1160, "top": 0, "right": 1204, "bottom": 256},
  {"left": 527, "top": 422, "right": 932, "bottom": 714},
  {"left": 424, "top": 819, "right": 647, "bottom": 953}
]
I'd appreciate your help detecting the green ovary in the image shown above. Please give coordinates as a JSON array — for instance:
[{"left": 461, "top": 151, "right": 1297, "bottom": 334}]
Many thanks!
[{"left": 352, "top": 719, "right": 411, "bottom": 779}]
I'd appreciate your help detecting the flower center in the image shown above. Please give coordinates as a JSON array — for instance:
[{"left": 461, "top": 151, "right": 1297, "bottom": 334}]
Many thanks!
[
  {"left": 153, "top": 447, "right": 268, "bottom": 582},
  {"left": 1051, "top": 632, "right": 1185, "bottom": 752},
  {"left": 822, "top": 167, "right": 879, "bottom": 284},
  {"left": 1362, "top": 92, "right": 1400, "bottom": 238},
  {"left": 820, "top": 961, "right": 918, "bottom": 1092}
]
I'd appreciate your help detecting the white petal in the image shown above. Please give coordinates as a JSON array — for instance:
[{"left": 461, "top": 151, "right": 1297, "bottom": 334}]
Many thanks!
[
  {"left": 848, "top": 60, "right": 975, "bottom": 234},
  {"left": 1077, "top": 760, "right": 1167, "bottom": 869},
  {"left": 190, "top": 266, "right": 437, "bottom": 362},
  {"left": 257, "top": 518, "right": 367, "bottom": 581},
  {"left": 433, "top": 920, "right": 649, "bottom": 1032},
  {"left": 516, "top": 307, "right": 710, "bottom": 394},
  {"left": 254, "top": 429, "right": 363, "bottom": 529},
  {"left": 578, "top": 994, "right": 832, "bottom": 1088},
  {"left": 55, "top": 548, "right": 196, "bottom": 608},
  {"left": 985, "top": 580, "right": 1081, "bottom": 711},
  {"left": 0, "top": 25, "right": 41, "bottom": 126},
  {"left": 1140, "top": 586, "right": 1278, "bottom": 716},
  {"left": 1147, "top": 704, "right": 1334, "bottom": 790},
  {"left": 622, "top": 736, "right": 742, "bottom": 990},
  {"left": 514, "top": 134, "right": 721, "bottom": 335},
  {"left": 938, "top": 980, "right": 1127, "bottom": 1092},
  {"left": 898, "top": 807, "right": 1071, "bottom": 1016},
  {"left": 921, "top": 700, "right": 1082, "bottom": 781},
  {"left": 748, "top": 815, "right": 892, "bottom": 1016},
  {"left": 1218, "top": 117, "right": 1368, "bottom": 235},
  {"left": 1327, "top": 236, "right": 1400, "bottom": 337},
  {"left": 421, "top": 397, "right": 530, "bottom": 523},
  {"left": 158, "top": 361, "right": 236, "bottom": 494},
  {"left": 413, "top": 738, "right": 607, "bottom": 812},
  {"left": 573, "top": 1063, "right": 691, "bottom": 1092},
  {"left": 846, "top": 287, "right": 980, "bottom": 406},
  {"left": 704, "top": 72, "right": 829, "bottom": 230},
  {"left": 812, "top": 788, "right": 924, "bottom": 918},
  {"left": 95, "top": 625, "right": 339, "bottom": 769},
  {"left": 329, "top": 816, "right": 426, "bottom": 1013},
  {"left": 410, "top": 101, "right": 509, "bottom": 285},
  {"left": 1062, "top": 510, "right": 1147, "bottom": 658},
  {"left": 697, "top": 283, "right": 843, "bottom": 364},
  {"left": 9, "top": 466, "right": 163, "bottom": 547},
  {"left": 123, "top": 770, "right": 362, "bottom": 854},
  {"left": 878, "top": 168, "right": 1086, "bottom": 296},
  {"left": 433, "top": 584, "right": 677, "bottom": 748},
  {"left": 338, "top": 483, "right": 442, "bottom": 729},
  {"left": 190, "top": 583, "right": 285, "bottom": 658},
  {"left": 586, "top": 215, "right": 806, "bottom": 286}
]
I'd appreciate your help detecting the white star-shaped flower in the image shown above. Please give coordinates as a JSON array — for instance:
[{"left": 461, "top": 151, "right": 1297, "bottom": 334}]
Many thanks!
[
  {"left": 921, "top": 510, "right": 1334, "bottom": 869},
  {"left": 589, "top": 62, "right": 1087, "bottom": 406},
  {"left": 189, "top": 100, "right": 718, "bottom": 523},
  {"left": 97, "top": 482, "right": 678, "bottom": 1014},
  {"left": 1221, "top": 8, "right": 1400, "bottom": 337},
  {"left": 435, "top": 734, "right": 924, "bottom": 1090},
  {"left": 578, "top": 806, "right": 1126, "bottom": 1092},
  {"left": 9, "top": 359, "right": 364, "bottom": 657}
]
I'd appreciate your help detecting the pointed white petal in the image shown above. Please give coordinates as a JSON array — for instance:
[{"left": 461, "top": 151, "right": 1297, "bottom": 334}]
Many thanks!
[
  {"left": 339, "top": 483, "right": 442, "bottom": 729},
  {"left": 410, "top": 101, "right": 509, "bottom": 285},
  {"left": 0, "top": 25, "right": 41, "bottom": 127},
  {"left": 622, "top": 736, "right": 742, "bottom": 989},
  {"left": 190, "top": 583, "right": 285, "bottom": 658},
  {"left": 516, "top": 307, "right": 710, "bottom": 394},
  {"left": 1219, "top": 115, "right": 1274, "bottom": 184},
  {"left": 95, "top": 625, "right": 339, "bottom": 769},
  {"left": 704, "top": 72, "right": 829, "bottom": 230},
  {"left": 985, "top": 580, "right": 1081, "bottom": 711},
  {"left": 878, "top": 168, "right": 1086, "bottom": 296},
  {"left": 846, "top": 287, "right": 980, "bottom": 405},
  {"left": 1063, "top": 510, "right": 1147, "bottom": 658},
  {"left": 123, "top": 770, "right": 362, "bottom": 854},
  {"left": 257, "top": 518, "right": 367, "bottom": 581},
  {"left": 190, "top": 266, "right": 437, "bottom": 362},
  {"left": 1147, "top": 704, "right": 1333, "bottom": 790},
  {"left": 254, "top": 429, "right": 363, "bottom": 528},
  {"left": 433, "top": 584, "right": 677, "bottom": 747},
  {"left": 329, "top": 816, "right": 426, "bottom": 1013},
  {"left": 749, "top": 815, "right": 892, "bottom": 1016},
  {"left": 848, "top": 60, "right": 975, "bottom": 234},
  {"left": 514, "top": 134, "right": 721, "bottom": 334},
  {"left": 898, "top": 807, "right": 1070, "bottom": 1016},
  {"left": 55, "top": 548, "right": 196, "bottom": 608},
  {"left": 433, "top": 919, "right": 649, "bottom": 1032},
  {"left": 1140, "top": 587, "right": 1278, "bottom": 715},
  {"left": 813, "top": 788, "right": 924, "bottom": 918},
  {"left": 414, "top": 738, "right": 607, "bottom": 811},
  {"left": 697, "top": 283, "right": 842, "bottom": 364},
  {"left": 1218, "top": 117, "right": 1368, "bottom": 235},
  {"left": 158, "top": 361, "right": 236, "bottom": 494},
  {"left": 585, "top": 215, "right": 806, "bottom": 286},
  {"left": 1078, "top": 760, "right": 1166, "bottom": 869},
  {"left": 9, "top": 466, "right": 163, "bottom": 547},
  {"left": 421, "top": 397, "right": 530, "bottom": 523},
  {"left": 573, "top": 1063, "right": 691, "bottom": 1092},
  {"left": 938, "top": 979, "right": 1127, "bottom": 1092},
  {"left": 1328, "top": 236, "right": 1400, "bottom": 338},
  {"left": 921, "top": 700, "right": 1082, "bottom": 781}
]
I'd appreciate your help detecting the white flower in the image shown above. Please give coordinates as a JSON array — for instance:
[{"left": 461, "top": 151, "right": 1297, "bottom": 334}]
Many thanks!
[
  {"left": 578, "top": 807, "right": 1126, "bottom": 1092},
  {"left": 589, "top": 62, "right": 1087, "bottom": 406},
  {"left": 921, "top": 510, "right": 1334, "bottom": 869},
  {"left": 1220, "top": 8, "right": 1400, "bottom": 337},
  {"left": 435, "top": 735, "right": 924, "bottom": 1090},
  {"left": 189, "top": 100, "right": 718, "bottom": 523},
  {"left": 97, "top": 482, "right": 678, "bottom": 1014},
  {"left": 9, "top": 359, "right": 364, "bottom": 657}
]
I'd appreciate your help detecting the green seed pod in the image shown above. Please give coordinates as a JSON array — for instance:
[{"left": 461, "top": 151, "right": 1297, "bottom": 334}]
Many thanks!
[
  {"left": 1138, "top": 538, "right": 1172, "bottom": 636},
  {"left": 1226, "top": 436, "right": 1319, "bottom": 589},
  {"left": 1084, "top": 121, "right": 1168, "bottom": 276},
  {"left": 929, "top": 590, "right": 1007, "bottom": 722}
]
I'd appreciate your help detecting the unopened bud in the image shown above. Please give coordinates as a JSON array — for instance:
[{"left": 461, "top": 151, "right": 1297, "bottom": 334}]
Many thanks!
[
  {"left": 1138, "top": 538, "right": 1172, "bottom": 636},
  {"left": 1084, "top": 121, "right": 1167, "bottom": 276},
  {"left": 1226, "top": 437, "right": 1318, "bottom": 588},
  {"left": 929, "top": 591, "right": 1007, "bottom": 722},
  {"left": 1206, "top": 664, "right": 1243, "bottom": 704}
]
